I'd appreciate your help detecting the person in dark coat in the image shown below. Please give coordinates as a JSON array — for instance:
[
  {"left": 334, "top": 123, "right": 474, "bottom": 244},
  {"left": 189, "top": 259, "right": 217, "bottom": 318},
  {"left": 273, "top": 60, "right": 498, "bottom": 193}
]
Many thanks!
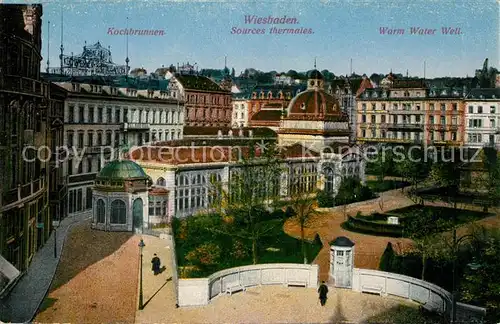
[
  {"left": 318, "top": 281, "right": 328, "bottom": 306},
  {"left": 151, "top": 253, "right": 161, "bottom": 275}
]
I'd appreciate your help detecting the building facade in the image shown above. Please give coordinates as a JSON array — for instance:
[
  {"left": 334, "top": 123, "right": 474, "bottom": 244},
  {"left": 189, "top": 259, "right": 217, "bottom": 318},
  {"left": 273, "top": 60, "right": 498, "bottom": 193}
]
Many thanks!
[
  {"left": 464, "top": 88, "right": 500, "bottom": 149},
  {"left": 356, "top": 80, "right": 466, "bottom": 146},
  {"left": 0, "top": 4, "right": 52, "bottom": 273},
  {"left": 169, "top": 73, "right": 232, "bottom": 128},
  {"left": 48, "top": 79, "right": 184, "bottom": 217},
  {"left": 231, "top": 93, "right": 250, "bottom": 128}
]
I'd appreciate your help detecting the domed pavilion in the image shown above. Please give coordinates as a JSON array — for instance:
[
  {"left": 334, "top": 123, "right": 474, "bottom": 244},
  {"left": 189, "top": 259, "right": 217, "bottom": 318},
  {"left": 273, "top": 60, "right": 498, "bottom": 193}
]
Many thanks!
[
  {"left": 91, "top": 160, "right": 169, "bottom": 232},
  {"left": 278, "top": 69, "right": 350, "bottom": 151}
]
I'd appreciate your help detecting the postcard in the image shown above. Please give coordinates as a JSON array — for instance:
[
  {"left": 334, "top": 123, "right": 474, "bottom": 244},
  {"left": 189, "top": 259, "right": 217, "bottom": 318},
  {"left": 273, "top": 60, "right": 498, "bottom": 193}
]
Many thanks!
[{"left": 0, "top": 1, "right": 498, "bottom": 323}]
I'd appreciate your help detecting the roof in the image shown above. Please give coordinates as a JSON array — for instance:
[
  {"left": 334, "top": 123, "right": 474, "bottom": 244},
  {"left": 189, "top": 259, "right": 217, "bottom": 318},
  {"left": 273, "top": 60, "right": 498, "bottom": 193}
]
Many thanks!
[
  {"left": 96, "top": 160, "right": 148, "bottom": 180},
  {"left": 251, "top": 110, "right": 282, "bottom": 121},
  {"left": 466, "top": 88, "right": 500, "bottom": 100},
  {"left": 356, "top": 77, "right": 374, "bottom": 97},
  {"left": 330, "top": 236, "right": 355, "bottom": 247},
  {"left": 129, "top": 143, "right": 319, "bottom": 165},
  {"left": 174, "top": 74, "right": 228, "bottom": 92},
  {"left": 286, "top": 89, "right": 344, "bottom": 121},
  {"left": 307, "top": 69, "right": 323, "bottom": 80}
]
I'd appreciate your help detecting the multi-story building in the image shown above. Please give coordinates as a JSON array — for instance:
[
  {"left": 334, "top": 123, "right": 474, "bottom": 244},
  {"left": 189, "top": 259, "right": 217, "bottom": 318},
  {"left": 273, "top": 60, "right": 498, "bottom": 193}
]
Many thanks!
[
  {"left": 40, "top": 76, "right": 185, "bottom": 217},
  {"left": 0, "top": 4, "right": 52, "bottom": 274},
  {"left": 169, "top": 73, "right": 232, "bottom": 129},
  {"left": 47, "top": 83, "right": 68, "bottom": 225},
  {"left": 356, "top": 79, "right": 466, "bottom": 146},
  {"left": 231, "top": 92, "right": 250, "bottom": 128},
  {"left": 464, "top": 88, "right": 500, "bottom": 149}
]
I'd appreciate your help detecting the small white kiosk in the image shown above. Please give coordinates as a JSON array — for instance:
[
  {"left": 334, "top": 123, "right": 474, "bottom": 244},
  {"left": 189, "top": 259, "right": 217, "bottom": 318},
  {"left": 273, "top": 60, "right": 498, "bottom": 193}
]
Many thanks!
[{"left": 330, "top": 236, "right": 355, "bottom": 288}]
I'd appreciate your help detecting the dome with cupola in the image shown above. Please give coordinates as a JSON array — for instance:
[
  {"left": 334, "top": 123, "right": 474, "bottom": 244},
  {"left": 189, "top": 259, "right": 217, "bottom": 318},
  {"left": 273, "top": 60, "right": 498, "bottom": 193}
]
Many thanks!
[
  {"left": 96, "top": 160, "right": 148, "bottom": 181},
  {"left": 307, "top": 69, "right": 323, "bottom": 80}
]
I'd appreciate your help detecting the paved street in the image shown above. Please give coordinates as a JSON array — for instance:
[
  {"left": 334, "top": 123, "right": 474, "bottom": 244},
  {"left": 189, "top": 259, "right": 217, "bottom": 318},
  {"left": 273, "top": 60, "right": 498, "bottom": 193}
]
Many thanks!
[
  {"left": 0, "top": 211, "right": 90, "bottom": 323},
  {"left": 34, "top": 219, "right": 139, "bottom": 323}
]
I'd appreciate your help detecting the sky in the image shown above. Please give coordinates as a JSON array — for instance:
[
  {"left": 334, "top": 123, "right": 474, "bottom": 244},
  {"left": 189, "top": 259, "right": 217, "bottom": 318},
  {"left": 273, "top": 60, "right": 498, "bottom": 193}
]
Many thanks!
[{"left": 6, "top": 0, "right": 499, "bottom": 78}]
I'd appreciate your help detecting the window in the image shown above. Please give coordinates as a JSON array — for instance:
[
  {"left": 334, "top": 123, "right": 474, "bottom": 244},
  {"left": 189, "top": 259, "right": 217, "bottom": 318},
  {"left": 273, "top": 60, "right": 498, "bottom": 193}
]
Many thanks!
[
  {"left": 361, "top": 130, "right": 366, "bottom": 137},
  {"left": 106, "top": 107, "right": 112, "bottom": 123},
  {"left": 491, "top": 119, "right": 496, "bottom": 128},
  {"left": 66, "top": 104, "right": 74, "bottom": 123},
  {"left": 88, "top": 131, "right": 93, "bottom": 146},
  {"left": 97, "top": 199, "right": 105, "bottom": 223},
  {"left": 361, "top": 115, "right": 366, "bottom": 123},
  {"left": 382, "top": 103, "right": 386, "bottom": 110},
  {"left": 393, "top": 104, "right": 398, "bottom": 110},
  {"left": 440, "top": 116, "right": 446, "bottom": 125},
  {"left": 416, "top": 105, "right": 421, "bottom": 111},
  {"left": 156, "top": 177, "right": 166, "bottom": 186},
  {"left": 78, "top": 132, "right": 84, "bottom": 148},
  {"left": 451, "top": 132, "right": 457, "bottom": 141},
  {"left": 452, "top": 103, "right": 457, "bottom": 111},
  {"left": 124, "top": 108, "right": 128, "bottom": 122},
  {"left": 430, "top": 103, "right": 434, "bottom": 110},
  {"left": 97, "top": 132, "right": 102, "bottom": 145},
  {"left": 371, "top": 103, "right": 376, "bottom": 110},
  {"left": 67, "top": 132, "right": 74, "bottom": 147},
  {"left": 98, "top": 107, "right": 103, "bottom": 123},
  {"left": 451, "top": 117, "right": 457, "bottom": 125},
  {"left": 115, "top": 108, "right": 120, "bottom": 123},
  {"left": 371, "top": 115, "right": 376, "bottom": 123},
  {"left": 68, "top": 159, "right": 73, "bottom": 175},
  {"left": 415, "top": 115, "right": 421, "bottom": 123},
  {"left": 478, "top": 106, "right": 483, "bottom": 114},
  {"left": 441, "top": 103, "right": 446, "bottom": 111},
  {"left": 106, "top": 132, "right": 112, "bottom": 145},
  {"left": 491, "top": 106, "right": 496, "bottom": 114},
  {"left": 79, "top": 105, "right": 85, "bottom": 123},
  {"left": 88, "top": 105, "right": 94, "bottom": 123},
  {"left": 468, "top": 106, "right": 473, "bottom": 113},
  {"left": 361, "top": 103, "right": 366, "bottom": 110},
  {"left": 429, "top": 116, "right": 434, "bottom": 124},
  {"left": 110, "top": 200, "right": 127, "bottom": 224},
  {"left": 381, "top": 115, "right": 386, "bottom": 123}
]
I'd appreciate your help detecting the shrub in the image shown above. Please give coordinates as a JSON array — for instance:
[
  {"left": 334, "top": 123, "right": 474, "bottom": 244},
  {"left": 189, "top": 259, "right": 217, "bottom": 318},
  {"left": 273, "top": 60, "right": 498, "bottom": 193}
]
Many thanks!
[
  {"left": 230, "top": 239, "right": 249, "bottom": 260},
  {"left": 185, "top": 242, "right": 222, "bottom": 266},
  {"left": 317, "top": 190, "right": 334, "bottom": 207},
  {"left": 379, "top": 242, "right": 395, "bottom": 272}
]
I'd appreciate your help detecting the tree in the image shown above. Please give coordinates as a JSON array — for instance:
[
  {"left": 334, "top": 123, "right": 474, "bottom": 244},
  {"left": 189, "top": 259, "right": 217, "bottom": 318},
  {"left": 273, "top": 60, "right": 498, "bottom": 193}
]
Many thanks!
[
  {"left": 404, "top": 209, "right": 450, "bottom": 280},
  {"left": 460, "top": 227, "right": 500, "bottom": 322},
  {"left": 209, "top": 143, "right": 284, "bottom": 264},
  {"left": 289, "top": 189, "right": 318, "bottom": 264},
  {"left": 379, "top": 242, "right": 395, "bottom": 272},
  {"left": 231, "top": 67, "right": 235, "bottom": 78},
  {"left": 286, "top": 69, "right": 298, "bottom": 79}
]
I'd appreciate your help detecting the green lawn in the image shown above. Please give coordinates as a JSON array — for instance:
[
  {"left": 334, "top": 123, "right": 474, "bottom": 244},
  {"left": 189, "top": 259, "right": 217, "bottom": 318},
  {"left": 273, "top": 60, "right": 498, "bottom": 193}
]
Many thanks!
[{"left": 173, "top": 212, "right": 323, "bottom": 278}]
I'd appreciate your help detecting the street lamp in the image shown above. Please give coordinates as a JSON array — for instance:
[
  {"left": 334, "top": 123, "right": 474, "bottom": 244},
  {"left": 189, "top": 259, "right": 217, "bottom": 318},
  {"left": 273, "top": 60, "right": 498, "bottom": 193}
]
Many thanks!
[{"left": 138, "top": 238, "right": 146, "bottom": 310}]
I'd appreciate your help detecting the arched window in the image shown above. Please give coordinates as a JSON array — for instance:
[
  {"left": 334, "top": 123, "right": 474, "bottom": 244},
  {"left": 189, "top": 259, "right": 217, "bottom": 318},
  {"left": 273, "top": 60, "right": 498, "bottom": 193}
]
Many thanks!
[
  {"left": 157, "top": 177, "right": 166, "bottom": 186},
  {"left": 111, "top": 200, "right": 127, "bottom": 224},
  {"left": 96, "top": 199, "right": 105, "bottom": 223},
  {"left": 324, "top": 167, "right": 335, "bottom": 193}
]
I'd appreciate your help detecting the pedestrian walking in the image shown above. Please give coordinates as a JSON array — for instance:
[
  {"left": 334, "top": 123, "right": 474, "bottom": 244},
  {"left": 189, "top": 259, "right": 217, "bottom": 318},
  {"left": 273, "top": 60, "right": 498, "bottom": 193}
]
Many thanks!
[
  {"left": 151, "top": 253, "right": 161, "bottom": 275},
  {"left": 318, "top": 281, "right": 328, "bottom": 306}
]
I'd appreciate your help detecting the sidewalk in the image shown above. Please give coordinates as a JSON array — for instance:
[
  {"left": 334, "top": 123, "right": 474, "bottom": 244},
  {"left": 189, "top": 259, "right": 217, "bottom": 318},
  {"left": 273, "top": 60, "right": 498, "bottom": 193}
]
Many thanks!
[{"left": 0, "top": 211, "right": 91, "bottom": 323}]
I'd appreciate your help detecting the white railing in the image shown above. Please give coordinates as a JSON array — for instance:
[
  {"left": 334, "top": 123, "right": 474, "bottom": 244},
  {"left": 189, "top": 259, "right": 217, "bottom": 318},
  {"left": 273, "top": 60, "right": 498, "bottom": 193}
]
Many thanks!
[
  {"left": 178, "top": 263, "right": 319, "bottom": 307},
  {"left": 352, "top": 268, "right": 486, "bottom": 322}
]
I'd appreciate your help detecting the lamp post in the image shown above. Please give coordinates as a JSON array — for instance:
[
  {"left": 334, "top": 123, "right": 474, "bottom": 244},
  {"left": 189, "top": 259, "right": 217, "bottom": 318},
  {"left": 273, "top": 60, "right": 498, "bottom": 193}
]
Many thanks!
[{"left": 138, "top": 238, "right": 146, "bottom": 310}]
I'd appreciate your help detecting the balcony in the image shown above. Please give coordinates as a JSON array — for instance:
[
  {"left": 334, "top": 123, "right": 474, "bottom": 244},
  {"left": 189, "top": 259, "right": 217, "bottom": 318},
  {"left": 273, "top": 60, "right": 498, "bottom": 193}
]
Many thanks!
[
  {"left": 121, "top": 123, "right": 150, "bottom": 131},
  {"left": 84, "top": 146, "right": 104, "bottom": 155},
  {"left": 1, "top": 177, "right": 46, "bottom": 210},
  {"left": 0, "top": 74, "right": 46, "bottom": 97},
  {"left": 386, "top": 123, "right": 424, "bottom": 130},
  {"left": 389, "top": 109, "right": 424, "bottom": 114}
]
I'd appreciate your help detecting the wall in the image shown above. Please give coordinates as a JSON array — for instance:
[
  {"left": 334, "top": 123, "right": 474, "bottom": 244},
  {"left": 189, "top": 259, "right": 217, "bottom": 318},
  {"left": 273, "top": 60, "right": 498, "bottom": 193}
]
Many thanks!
[
  {"left": 352, "top": 268, "right": 486, "bottom": 323},
  {"left": 177, "top": 263, "right": 319, "bottom": 307}
]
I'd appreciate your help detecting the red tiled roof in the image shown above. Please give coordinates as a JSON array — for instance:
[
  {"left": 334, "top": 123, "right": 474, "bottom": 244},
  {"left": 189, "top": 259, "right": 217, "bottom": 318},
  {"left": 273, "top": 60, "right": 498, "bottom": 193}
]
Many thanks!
[
  {"left": 250, "top": 110, "right": 282, "bottom": 121},
  {"left": 356, "top": 77, "right": 374, "bottom": 97}
]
